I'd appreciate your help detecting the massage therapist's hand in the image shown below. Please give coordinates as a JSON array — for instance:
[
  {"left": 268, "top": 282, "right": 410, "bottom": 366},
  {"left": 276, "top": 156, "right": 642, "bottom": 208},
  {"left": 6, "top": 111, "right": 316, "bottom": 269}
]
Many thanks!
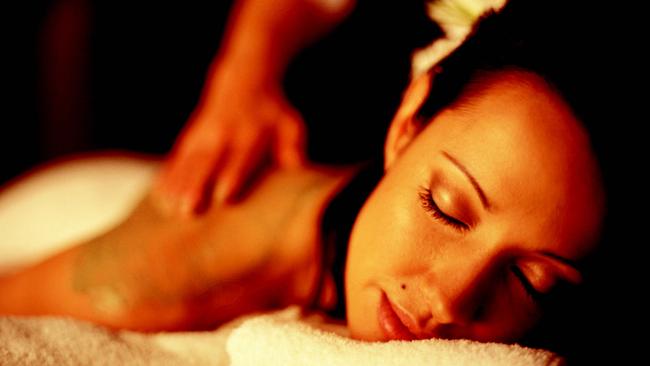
[
  {"left": 153, "top": 58, "right": 307, "bottom": 216},
  {"left": 152, "top": 0, "right": 354, "bottom": 217}
]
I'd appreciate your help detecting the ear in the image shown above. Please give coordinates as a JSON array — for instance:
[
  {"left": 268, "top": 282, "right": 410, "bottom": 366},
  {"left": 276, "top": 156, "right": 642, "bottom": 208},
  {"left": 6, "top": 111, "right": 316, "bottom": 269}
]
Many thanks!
[{"left": 384, "top": 72, "right": 433, "bottom": 170}]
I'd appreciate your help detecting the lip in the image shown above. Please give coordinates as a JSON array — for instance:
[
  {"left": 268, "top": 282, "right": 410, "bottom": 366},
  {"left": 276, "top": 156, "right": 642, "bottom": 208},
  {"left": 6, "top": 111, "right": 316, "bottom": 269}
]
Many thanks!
[{"left": 377, "top": 291, "right": 417, "bottom": 341}]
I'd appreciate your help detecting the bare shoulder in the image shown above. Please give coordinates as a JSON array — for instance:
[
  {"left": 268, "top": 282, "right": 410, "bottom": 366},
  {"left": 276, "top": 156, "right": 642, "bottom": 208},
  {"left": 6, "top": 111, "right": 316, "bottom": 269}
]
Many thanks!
[
  {"left": 0, "top": 155, "right": 359, "bottom": 328},
  {"left": 223, "top": 165, "right": 359, "bottom": 306}
]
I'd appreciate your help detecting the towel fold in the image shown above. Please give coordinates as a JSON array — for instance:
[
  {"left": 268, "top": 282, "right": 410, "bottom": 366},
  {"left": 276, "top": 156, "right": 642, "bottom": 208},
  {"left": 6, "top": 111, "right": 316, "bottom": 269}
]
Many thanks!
[
  {"left": 0, "top": 307, "right": 563, "bottom": 365},
  {"left": 227, "top": 307, "right": 564, "bottom": 366},
  {"left": 0, "top": 315, "right": 236, "bottom": 365}
]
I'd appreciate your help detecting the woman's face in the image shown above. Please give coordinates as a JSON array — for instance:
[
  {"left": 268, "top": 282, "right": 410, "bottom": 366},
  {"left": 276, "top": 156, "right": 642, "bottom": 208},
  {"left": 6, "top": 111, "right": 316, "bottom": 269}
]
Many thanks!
[{"left": 345, "top": 71, "right": 604, "bottom": 342}]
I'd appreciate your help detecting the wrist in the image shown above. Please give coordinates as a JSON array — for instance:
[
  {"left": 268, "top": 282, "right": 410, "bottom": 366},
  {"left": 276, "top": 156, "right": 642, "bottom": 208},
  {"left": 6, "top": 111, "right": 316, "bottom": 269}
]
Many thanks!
[{"left": 214, "top": 46, "right": 286, "bottom": 87}]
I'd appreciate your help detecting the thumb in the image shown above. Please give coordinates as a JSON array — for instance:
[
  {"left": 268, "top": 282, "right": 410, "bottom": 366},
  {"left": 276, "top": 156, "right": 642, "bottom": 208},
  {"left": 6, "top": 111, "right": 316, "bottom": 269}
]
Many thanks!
[{"left": 275, "top": 112, "right": 307, "bottom": 168}]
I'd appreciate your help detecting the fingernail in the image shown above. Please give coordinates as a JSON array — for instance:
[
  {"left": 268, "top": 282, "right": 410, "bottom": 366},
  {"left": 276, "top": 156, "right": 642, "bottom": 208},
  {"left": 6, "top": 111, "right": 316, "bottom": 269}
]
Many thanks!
[
  {"left": 215, "top": 184, "right": 229, "bottom": 205},
  {"left": 178, "top": 197, "right": 195, "bottom": 216}
]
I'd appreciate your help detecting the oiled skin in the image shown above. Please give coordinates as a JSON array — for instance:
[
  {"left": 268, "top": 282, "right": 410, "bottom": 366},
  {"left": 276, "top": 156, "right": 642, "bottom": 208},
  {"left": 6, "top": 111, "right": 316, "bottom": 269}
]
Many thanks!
[{"left": 0, "top": 163, "right": 358, "bottom": 331}]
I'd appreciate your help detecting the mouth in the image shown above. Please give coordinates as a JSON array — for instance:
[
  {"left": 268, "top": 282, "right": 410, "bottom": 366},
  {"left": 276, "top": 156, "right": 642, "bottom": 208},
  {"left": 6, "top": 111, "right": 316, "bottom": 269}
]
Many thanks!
[{"left": 377, "top": 291, "right": 417, "bottom": 341}]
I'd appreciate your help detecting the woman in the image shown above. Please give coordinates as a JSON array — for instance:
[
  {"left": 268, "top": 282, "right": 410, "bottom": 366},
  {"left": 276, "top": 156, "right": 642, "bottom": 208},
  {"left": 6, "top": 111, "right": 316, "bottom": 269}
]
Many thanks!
[{"left": 0, "top": 0, "right": 620, "bottom": 362}]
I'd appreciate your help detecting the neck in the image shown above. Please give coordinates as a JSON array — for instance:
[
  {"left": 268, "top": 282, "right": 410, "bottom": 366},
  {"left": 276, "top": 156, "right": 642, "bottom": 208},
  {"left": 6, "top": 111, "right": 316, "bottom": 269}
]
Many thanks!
[
  {"left": 141, "top": 162, "right": 364, "bottom": 315},
  {"left": 266, "top": 163, "right": 363, "bottom": 310}
]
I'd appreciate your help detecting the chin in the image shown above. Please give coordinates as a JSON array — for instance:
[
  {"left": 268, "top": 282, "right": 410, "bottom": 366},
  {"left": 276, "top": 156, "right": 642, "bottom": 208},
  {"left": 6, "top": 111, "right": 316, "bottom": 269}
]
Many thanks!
[
  {"left": 347, "top": 324, "right": 383, "bottom": 342},
  {"left": 345, "top": 296, "right": 384, "bottom": 342}
]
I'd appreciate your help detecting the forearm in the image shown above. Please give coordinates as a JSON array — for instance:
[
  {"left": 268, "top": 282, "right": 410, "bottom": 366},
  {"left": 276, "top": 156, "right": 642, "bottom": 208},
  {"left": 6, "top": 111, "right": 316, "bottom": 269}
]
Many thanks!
[
  {"left": 0, "top": 236, "right": 189, "bottom": 330},
  {"left": 0, "top": 247, "right": 89, "bottom": 318},
  {"left": 216, "top": 0, "right": 355, "bottom": 82}
]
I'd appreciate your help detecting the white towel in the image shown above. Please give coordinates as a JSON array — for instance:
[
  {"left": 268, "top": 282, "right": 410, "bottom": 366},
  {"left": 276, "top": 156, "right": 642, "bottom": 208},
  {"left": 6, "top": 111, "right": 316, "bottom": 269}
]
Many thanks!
[
  {"left": 0, "top": 314, "right": 236, "bottom": 365},
  {"left": 0, "top": 307, "right": 563, "bottom": 366},
  {"left": 227, "top": 307, "right": 564, "bottom": 366}
]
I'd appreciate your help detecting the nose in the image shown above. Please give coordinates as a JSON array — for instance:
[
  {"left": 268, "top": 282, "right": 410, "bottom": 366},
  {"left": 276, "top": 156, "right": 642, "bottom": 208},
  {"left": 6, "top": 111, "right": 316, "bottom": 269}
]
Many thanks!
[{"left": 411, "top": 251, "right": 496, "bottom": 337}]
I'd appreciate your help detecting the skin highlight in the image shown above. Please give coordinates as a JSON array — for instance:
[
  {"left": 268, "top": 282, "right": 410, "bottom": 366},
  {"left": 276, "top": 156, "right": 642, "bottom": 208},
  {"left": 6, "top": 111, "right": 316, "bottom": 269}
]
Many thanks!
[
  {"left": 0, "top": 70, "right": 605, "bottom": 346},
  {"left": 345, "top": 70, "right": 604, "bottom": 342}
]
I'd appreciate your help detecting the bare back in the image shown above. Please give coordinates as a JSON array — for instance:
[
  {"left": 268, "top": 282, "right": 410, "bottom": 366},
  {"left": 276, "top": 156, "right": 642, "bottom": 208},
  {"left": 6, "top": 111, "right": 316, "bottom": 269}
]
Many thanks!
[{"left": 0, "top": 153, "right": 357, "bottom": 330}]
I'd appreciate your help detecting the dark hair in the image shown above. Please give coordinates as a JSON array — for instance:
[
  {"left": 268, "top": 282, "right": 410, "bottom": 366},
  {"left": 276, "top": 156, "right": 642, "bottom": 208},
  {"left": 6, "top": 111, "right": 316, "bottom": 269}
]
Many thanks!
[{"left": 413, "top": 1, "right": 628, "bottom": 364}]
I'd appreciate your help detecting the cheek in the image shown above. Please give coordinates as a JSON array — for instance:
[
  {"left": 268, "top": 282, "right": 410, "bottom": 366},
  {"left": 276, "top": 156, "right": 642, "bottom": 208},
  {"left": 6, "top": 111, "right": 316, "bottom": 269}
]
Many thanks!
[
  {"left": 347, "top": 177, "right": 428, "bottom": 282},
  {"left": 470, "top": 279, "right": 541, "bottom": 342},
  {"left": 345, "top": 176, "right": 435, "bottom": 339}
]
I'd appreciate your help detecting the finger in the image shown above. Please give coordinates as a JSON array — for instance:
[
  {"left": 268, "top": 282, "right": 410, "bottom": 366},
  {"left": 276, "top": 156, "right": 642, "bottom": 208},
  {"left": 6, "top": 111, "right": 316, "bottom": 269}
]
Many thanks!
[
  {"left": 214, "top": 130, "right": 269, "bottom": 205},
  {"left": 154, "top": 138, "right": 227, "bottom": 217},
  {"left": 275, "top": 112, "right": 307, "bottom": 168},
  {"left": 155, "top": 149, "right": 220, "bottom": 216}
]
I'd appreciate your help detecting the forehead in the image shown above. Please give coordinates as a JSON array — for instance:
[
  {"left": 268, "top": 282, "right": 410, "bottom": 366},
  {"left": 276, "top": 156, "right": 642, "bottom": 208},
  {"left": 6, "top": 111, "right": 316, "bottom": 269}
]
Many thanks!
[{"left": 417, "top": 71, "right": 604, "bottom": 258}]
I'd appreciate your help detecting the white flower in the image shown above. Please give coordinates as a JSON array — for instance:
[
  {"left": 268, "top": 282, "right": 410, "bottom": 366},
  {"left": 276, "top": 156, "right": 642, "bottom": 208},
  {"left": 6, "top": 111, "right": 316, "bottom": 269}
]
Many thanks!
[{"left": 411, "top": 0, "right": 508, "bottom": 78}]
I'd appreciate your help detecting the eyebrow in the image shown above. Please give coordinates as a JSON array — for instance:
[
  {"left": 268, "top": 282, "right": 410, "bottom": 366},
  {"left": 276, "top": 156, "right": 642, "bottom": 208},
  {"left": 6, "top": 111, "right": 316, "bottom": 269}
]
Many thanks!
[{"left": 442, "top": 151, "right": 492, "bottom": 210}]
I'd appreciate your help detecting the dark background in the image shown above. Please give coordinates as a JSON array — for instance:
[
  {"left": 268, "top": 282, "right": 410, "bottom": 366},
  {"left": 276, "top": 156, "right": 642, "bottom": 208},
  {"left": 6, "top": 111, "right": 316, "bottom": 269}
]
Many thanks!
[
  {"left": 5, "top": 0, "right": 239, "bottom": 185},
  {"left": 4, "top": 1, "right": 644, "bottom": 364},
  {"left": 3, "top": 0, "right": 439, "bottom": 185}
]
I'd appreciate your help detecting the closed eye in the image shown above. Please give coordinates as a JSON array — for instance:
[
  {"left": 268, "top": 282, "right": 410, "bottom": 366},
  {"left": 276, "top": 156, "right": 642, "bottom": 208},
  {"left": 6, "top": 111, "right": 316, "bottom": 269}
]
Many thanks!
[
  {"left": 510, "top": 265, "right": 544, "bottom": 304},
  {"left": 418, "top": 186, "right": 470, "bottom": 232}
]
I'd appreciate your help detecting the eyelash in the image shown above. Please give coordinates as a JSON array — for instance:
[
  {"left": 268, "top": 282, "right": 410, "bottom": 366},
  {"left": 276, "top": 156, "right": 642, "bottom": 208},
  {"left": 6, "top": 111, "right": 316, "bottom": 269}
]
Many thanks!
[
  {"left": 418, "top": 186, "right": 470, "bottom": 232},
  {"left": 510, "top": 265, "right": 543, "bottom": 304},
  {"left": 418, "top": 186, "right": 544, "bottom": 304}
]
